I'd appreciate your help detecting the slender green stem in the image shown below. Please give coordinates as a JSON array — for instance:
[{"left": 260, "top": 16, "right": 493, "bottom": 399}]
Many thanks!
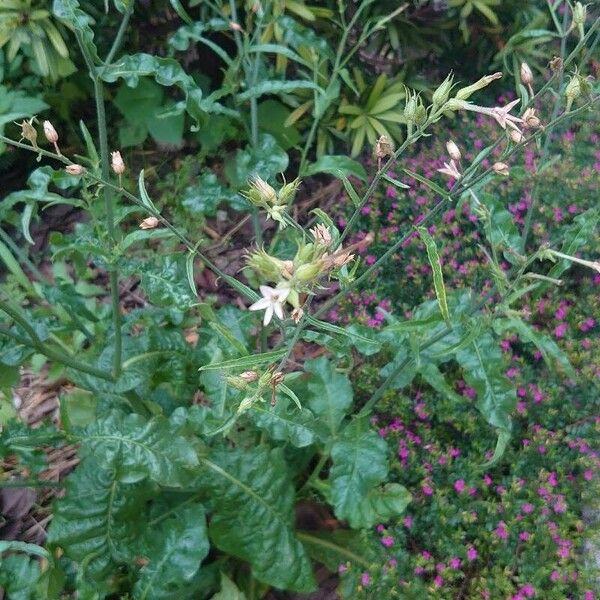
[
  {"left": 0, "top": 227, "right": 45, "bottom": 281},
  {"left": 104, "top": 1, "right": 134, "bottom": 65},
  {"left": 76, "top": 30, "right": 123, "bottom": 379},
  {"left": 299, "top": 452, "right": 329, "bottom": 494}
]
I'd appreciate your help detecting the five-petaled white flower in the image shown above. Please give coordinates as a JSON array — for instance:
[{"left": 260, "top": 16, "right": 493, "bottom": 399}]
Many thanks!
[
  {"left": 490, "top": 99, "right": 524, "bottom": 133},
  {"left": 249, "top": 285, "right": 290, "bottom": 325}
]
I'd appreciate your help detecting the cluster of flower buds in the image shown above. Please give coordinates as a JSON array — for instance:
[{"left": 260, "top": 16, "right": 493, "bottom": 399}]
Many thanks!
[
  {"left": 228, "top": 369, "right": 287, "bottom": 413},
  {"left": 246, "top": 218, "right": 371, "bottom": 325},
  {"left": 242, "top": 176, "right": 300, "bottom": 228}
]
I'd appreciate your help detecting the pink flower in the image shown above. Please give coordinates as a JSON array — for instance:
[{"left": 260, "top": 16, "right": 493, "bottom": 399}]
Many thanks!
[
  {"left": 454, "top": 479, "right": 466, "bottom": 493},
  {"left": 338, "top": 563, "right": 348, "bottom": 573},
  {"left": 584, "top": 469, "right": 594, "bottom": 481},
  {"left": 381, "top": 536, "right": 394, "bottom": 548},
  {"left": 433, "top": 575, "right": 444, "bottom": 587},
  {"left": 584, "top": 593, "right": 594, "bottom": 600},
  {"left": 449, "top": 557, "right": 462, "bottom": 569},
  {"left": 467, "top": 547, "right": 478, "bottom": 561},
  {"left": 519, "top": 531, "right": 530, "bottom": 541},
  {"left": 554, "top": 323, "right": 568, "bottom": 338},
  {"left": 423, "top": 485, "right": 434, "bottom": 496},
  {"left": 521, "top": 583, "right": 535, "bottom": 597},
  {"left": 550, "top": 570, "right": 561, "bottom": 582},
  {"left": 522, "top": 503, "right": 534, "bottom": 514},
  {"left": 494, "top": 521, "right": 509, "bottom": 540},
  {"left": 403, "top": 515, "right": 413, "bottom": 528},
  {"left": 361, "top": 572, "right": 370, "bottom": 586}
]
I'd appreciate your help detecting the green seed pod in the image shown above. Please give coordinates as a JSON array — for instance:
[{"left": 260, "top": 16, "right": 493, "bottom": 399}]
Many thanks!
[
  {"left": 432, "top": 73, "right": 454, "bottom": 109},
  {"left": 295, "top": 261, "right": 324, "bottom": 282},
  {"left": 277, "top": 178, "right": 301, "bottom": 206},
  {"left": 246, "top": 249, "right": 287, "bottom": 281}
]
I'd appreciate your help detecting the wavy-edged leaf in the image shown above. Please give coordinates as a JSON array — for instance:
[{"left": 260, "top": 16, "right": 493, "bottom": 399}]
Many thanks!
[
  {"left": 456, "top": 333, "right": 516, "bottom": 432},
  {"left": 98, "top": 53, "right": 204, "bottom": 124},
  {"left": 250, "top": 399, "right": 317, "bottom": 447},
  {"left": 417, "top": 227, "right": 450, "bottom": 323},
  {"left": 133, "top": 504, "right": 209, "bottom": 600},
  {"left": 201, "top": 448, "right": 316, "bottom": 593},
  {"left": 237, "top": 80, "right": 322, "bottom": 102},
  {"left": 140, "top": 254, "right": 198, "bottom": 310},
  {"left": 302, "top": 357, "right": 352, "bottom": 437},
  {"left": 52, "top": 0, "right": 99, "bottom": 62},
  {"left": 352, "top": 483, "right": 411, "bottom": 528},
  {"left": 47, "top": 457, "right": 152, "bottom": 579},
  {"left": 79, "top": 411, "right": 198, "bottom": 486},
  {"left": 329, "top": 418, "right": 388, "bottom": 528}
]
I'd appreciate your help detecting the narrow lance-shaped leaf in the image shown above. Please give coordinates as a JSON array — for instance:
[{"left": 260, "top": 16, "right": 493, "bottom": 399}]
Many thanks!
[
  {"left": 198, "top": 349, "right": 287, "bottom": 371},
  {"left": 418, "top": 227, "right": 450, "bottom": 323}
]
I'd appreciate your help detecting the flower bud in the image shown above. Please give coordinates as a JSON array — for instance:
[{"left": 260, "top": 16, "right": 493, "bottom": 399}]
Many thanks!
[
  {"left": 520, "top": 62, "right": 533, "bottom": 86},
  {"left": 111, "top": 151, "right": 126, "bottom": 175},
  {"left": 522, "top": 108, "right": 541, "bottom": 129},
  {"left": 291, "top": 307, "right": 304, "bottom": 323},
  {"left": 294, "top": 261, "right": 323, "bottom": 282},
  {"left": 247, "top": 249, "right": 288, "bottom": 281},
  {"left": 573, "top": 2, "right": 586, "bottom": 26},
  {"left": 65, "top": 164, "right": 85, "bottom": 176},
  {"left": 414, "top": 100, "right": 427, "bottom": 126},
  {"left": 281, "top": 260, "right": 295, "bottom": 279},
  {"left": 493, "top": 162, "right": 510, "bottom": 176},
  {"left": 442, "top": 98, "right": 470, "bottom": 113},
  {"left": 277, "top": 178, "right": 300, "bottom": 205},
  {"left": 17, "top": 119, "right": 38, "bottom": 149},
  {"left": 310, "top": 223, "right": 332, "bottom": 247},
  {"left": 245, "top": 176, "right": 276, "bottom": 206},
  {"left": 510, "top": 130, "right": 524, "bottom": 144},
  {"left": 565, "top": 74, "right": 582, "bottom": 111},
  {"left": 403, "top": 93, "right": 417, "bottom": 123},
  {"left": 270, "top": 372, "right": 285, "bottom": 386},
  {"left": 432, "top": 73, "right": 454, "bottom": 108},
  {"left": 43, "top": 120, "right": 58, "bottom": 144},
  {"left": 240, "top": 371, "right": 259, "bottom": 382},
  {"left": 139, "top": 216, "right": 159, "bottom": 229},
  {"left": 237, "top": 395, "right": 256, "bottom": 415},
  {"left": 446, "top": 140, "right": 461, "bottom": 161},
  {"left": 455, "top": 72, "right": 502, "bottom": 101}
]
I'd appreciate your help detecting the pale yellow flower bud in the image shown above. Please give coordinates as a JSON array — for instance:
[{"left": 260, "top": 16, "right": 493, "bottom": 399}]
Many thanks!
[
  {"left": 240, "top": 371, "right": 259, "bottom": 382},
  {"left": 522, "top": 108, "right": 541, "bottom": 129},
  {"left": 65, "top": 164, "right": 85, "bottom": 175},
  {"left": 310, "top": 224, "right": 332, "bottom": 247},
  {"left": 43, "top": 120, "right": 58, "bottom": 144},
  {"left": 139, "top": 216, "right": 159, "bottom": 229},
  {"left": 111, "top": 151, "right": 126, "bottom": 175},
  {"left": 493, "top": 162, "right": 510, "bottom": 176},
  {"left": 291, "top": 307, "right": 304, "bottom": 323},
  {"left": 510, "top": 130, "right": 524, "bottom": 144},
  {"left": 455, "top": 72, "right": 502, "bottom": 101},
  {"left": 446, "top": 140, "right": 461, "bottom": 161}
]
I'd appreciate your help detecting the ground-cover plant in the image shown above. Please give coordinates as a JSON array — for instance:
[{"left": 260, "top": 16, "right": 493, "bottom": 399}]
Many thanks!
[{"left": 0, "top": 0, "right": 599, "bottom": 599}]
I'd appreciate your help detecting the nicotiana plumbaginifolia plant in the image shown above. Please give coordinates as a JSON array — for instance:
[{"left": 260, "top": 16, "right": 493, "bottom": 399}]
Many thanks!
[{"left": 0, "top": 0, "right": 599, "bottom": 598}]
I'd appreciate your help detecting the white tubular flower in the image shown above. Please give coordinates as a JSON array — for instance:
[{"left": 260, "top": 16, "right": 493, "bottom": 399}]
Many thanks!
[
  {"left": 437, "top": 159, "right": 461, "bottom": 180},
  {"left": 249, "top": 285, "right": 290, "bottom": 325},
  {"left": 446, "top": 140, "right": 461, "bottom": 161},
  {"left": 490, "top": 99, "right": 524, "bottom": 133}
]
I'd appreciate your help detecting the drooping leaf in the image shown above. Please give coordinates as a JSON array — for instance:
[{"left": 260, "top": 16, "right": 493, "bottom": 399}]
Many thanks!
[
  {"left": 417, "top": 227, "right": 450, "bottom": 323},
  {"left": 456, "top": 333, "right": 516, "bottom": 433},
  {"left": 79, "top": 411, "right": 198, "bottom": 486},
  {"left": 329, "top": 418, "right": 388, "bottom": 528},
  {"left": 133, "top": 504, "right": 209, "bottom": 600},
  {"left": 304, "top": 156, "right": 367, "bottom": 181},
  {"left": 237, "top": 80, "right": 322, "bottom": 102},
  {"left": 47, "top": 457, "right": 153, "bottom": 580},
  {"left": 201, "top": 447, "right": 316, "bottom": 593},
  {"left": 52, "top": 0, "right": 99, "bottom": 62}
]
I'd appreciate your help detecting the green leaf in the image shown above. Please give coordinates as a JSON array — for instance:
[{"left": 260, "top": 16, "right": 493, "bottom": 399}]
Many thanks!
[
  {"left": 0, "top": 240, "right": 33, "bottom": 291},
  {"left": 47, "top": 457, "right": 152, "bottom": 580},
  {"left": 79, "top": 411, "right": 199, "bottom": 486},
  {"left": 250, "top": 398, "right": 317, "bottom": 447},
  {"left": 210, "top": 573, "right": 246, "bottom": 600},
  {"left": 52, "top": 0, "right": 99, "bottom": 62},
  {"left": 181, "top": 170, "right": 243, "bottom": 216},
  {"left": 339, "top": 173, "right": 361, "bottom": 207},
  {"left": 119, "top": 228, "right": 174, "bottom": 252},
  {"left": 304, "top": 156, "right": 367, "bottom": 181},
  {"left": 98, "top": 53, "right": 205, "bottom": 124},
  {"left": 382, "top": 173, "right": 410, "bottom": 189},
  {"left": 418, "top": 362, "right": 464, "bottom": 403},
  {"left": 297, "top": 531, "right": 372, "bottom": 572},
  {"left": 198, "top": 349, "right": 287, "bottom": 371},
  {"left": 494, "top": 317, "right": 576, "bottom": 379},
  {"left": 0, "top": 553, "right": 41, "bottom": 600},
  {"left": 302, "top": 357, "right": 352, "bottom": 437},
  {"left": 352, "top": 483, "right": 411, "bottom": 528},
  {"left": 133, "top": 504, "right": 209, "bottom": 600},
  {"left": 403, "top": 167, "right": 450, "bottom": 199},
  {"left": 329, "top": 418, "right": 388, "bottom": 528},
  {"left": 224, "top": 134, "right": 288, "bottom": 188},
  {"left": 201, "top": 448, "right": 316, "bottom": 593},
  {"left": 417, "top": 227, "right": 450, "bottom": 323},
  {"left": 0, "top": 541, "right": 49, "bottom": 559},
  {"left": 456, "top": 333, "right": 516, "bottom": 433},
  {"left": 140, "top": 255, "right": 198, "bottom": 310},
  {"left": 237, "top": 80, "right": 322, "bottom": 102}
]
